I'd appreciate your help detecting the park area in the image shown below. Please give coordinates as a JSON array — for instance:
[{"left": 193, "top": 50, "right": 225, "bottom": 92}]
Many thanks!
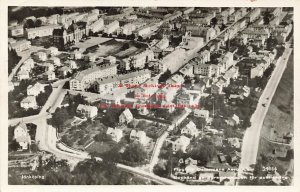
[{"left": 83, "top": 38, "right": 148, "bottom": 59}]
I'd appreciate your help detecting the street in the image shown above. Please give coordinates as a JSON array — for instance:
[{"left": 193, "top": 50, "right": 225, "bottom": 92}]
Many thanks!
[{"left": 239, "top": 46, "right": 293, "bottom": 176}]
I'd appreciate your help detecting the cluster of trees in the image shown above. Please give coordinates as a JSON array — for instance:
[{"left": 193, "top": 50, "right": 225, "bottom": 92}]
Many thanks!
[
  {"left": 48, "top": 93, "right": 88, "bottom": 132},
  {"left": 158, "top": 69, "right": 172, "bottom": 83},
  {"left": 8, "top": 49, "right": 21, "bottom": 74},
  {"left": 154, "top": 138, "right": 217, "bottom": 177},
  {"left": 8, "top": 155, "right": 150, "bottom": 185},
  {"left": 36, "top": 85, "right": 53, "bottom": 107},
  {"left": 23, "top": 19, "right": 43, "bottom": 29},
  {"left": 8, "top": 7, "right": 64, "bottom": 23},
  {"left": 8, "top": 80, "right": 40, "bottom": 118}
]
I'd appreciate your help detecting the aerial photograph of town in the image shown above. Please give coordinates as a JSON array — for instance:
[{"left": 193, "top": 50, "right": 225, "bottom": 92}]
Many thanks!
[{"left": 7, "top": 6, "right": 293, "bottom": 185}]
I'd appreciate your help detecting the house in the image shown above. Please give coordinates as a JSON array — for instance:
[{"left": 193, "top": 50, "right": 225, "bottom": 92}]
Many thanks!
[
  {"left": 179, "top": 63, "right": 194, "bottom": 77},
  {"left": 58, "top": 66, "right": 72, "bottom": 77},
  {"left": 70, "top": 50, "right": 82, "bottom": 60},
  {"left": 70, "top": 64, "right": 117, "bottom": 91},
  {"left": 34, "top": 51, "right": 47, "bottom": 61},
  {"left": 172, "top": 135, "right": 191, "bottom": 153},
  {"left": 48, "top": 57, "right": 61, "bottom": 66},
  {"left": 211, "top": 81, "right": 224, "bottom": 94},
  {"left": 43, "top": 71, "right": 56, "bottom": 81},
  {"left": 119, "top": 108, "right": 133, "bottom": 124},
  {"left": 193, "top": 109, "right": 209, "bottom": 121},
  {"left": 227, "top": 138, "right": 241, "bottom": 148},
  {"left": 53, "top": 22, "right": 88, "bottom": 50},
  {"left": 176, "top": 89, "right": 201, "bottom": 106},
  {"left": 21, "top": 60, "right": 34, "bottom": 72},
  {"left": 103, "top": 20, "right": 119, "bottom": 34},
  {"left": 238, "top": 85, "right": 250, "bottom": 97},
  {"left": 14, "top": 124, "right": 31, "bottom": 150},
  {"left": 181, "top": 121, "right": 198, "bottom": 137},
  {"left": 218, "top": 153, "right": 227, "bottom": 163},
  {"left": 84, "top": 53, "right": 97, "bottom": 62},
  {"left": 227, "top": 114, "right": 240, "bottom": 126},
  {"left": 156, "top": 87, "right": 178, "bottom": 103},
  {"left": 166, "top": 74, "right": 185, "bottom": 85},
  {"left": 76, "top": 104, "right": 98, "bottom": 118},
  {"left": 17, "top": 70, "right": 30, "bottom": 80},
  {"left": 66, "top": 60, "right": 78, "bottom": 69},
  {"left": 130, "top": 130, "right": 147, "bottom": 145},
  {"left": 20, "top": 96, "right": 37, "bottom": 109},
  {"left": 106, "top": 127, "right": 123, "bottom": 142},
  {"left": 47, "top": 47, "right": 59, "bottom": 56},
  {"left": 27, "top": 83, "right": 45, "bottom": 96},
  {"left": 8, "top": 25, "right": 24, "bottom": 37},
  {"left": 41, "top": 62, "right": 55, "bottom": 72},
  {"left": 25, "top": 25, "right": 61, "bottom": 39},
  {"left": 9, "top": 40, "right": 31, "bottom": 52}
]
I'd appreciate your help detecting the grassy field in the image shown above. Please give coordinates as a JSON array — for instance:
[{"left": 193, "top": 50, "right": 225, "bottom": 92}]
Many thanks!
[{"left": 257, "top": 51, "right": 294, "bottom": 174}]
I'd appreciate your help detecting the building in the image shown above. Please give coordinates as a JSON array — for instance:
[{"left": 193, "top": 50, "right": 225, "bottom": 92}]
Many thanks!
[
  {"left": 172, "top": 135, "right": 191, "bottom": 153},
  {"left": 103, "top": 20, "right": 119, "bottom": 34},
  {"left": 53, "top": 22, "right": 88, "bottom": 50},
  {"left": 130, "top": 130, "right": 147, "bottom": 145},
  {"left": 43, "top": 71, "right": 56, "bottom": 81},
  {"left": 8, "top": 25, "right": 24, "bottom": 37},
  {"left": 134, "top": 78, "right": 159, "bottom": 101},
  {"left": 20, "top": 96, "right": 37, "bottom": 109},
  {"left": 136, "top": 25, "right": 151, "bottom": 37},
  {"left": 176, "top": 89, "right": 201, "bottom": 106},
  {"left": 179, "top": 63, "right": 194, "bottom": 77},
  {"left": 46, "top": 47, "right": 59, "bottom": 56},
  {"left": 106, "top": 127, "right": 123, "bottom": 142},
  {"left": 70, "top": 64, "right": 117, "bottom": 91},
  {"left": 14, "top": 124, "right": 31, "bottom": 150},
  {"left": 70, "top": 50, "right": 82, "bottom": 60},
  {"left": 181, "top": 121, "right": 198, "bottom": 137},
  {"left": 94, "top": 69, "right": 151, "bottom": 94},
  {"left": 21, "top": 59, "right": 35, "bottom": 72},
  {"left": 166, "top": 74, "right": 185, "bottom": 85},
  {"left": 25, "top": 25, "right": 61, "bottom": 39},
  {"left": 9, "top": 40, "right": 31, "bottom": 52},
  {"left": 120, "top": 49, "right": 154, "bottom": 70},
  {"left": 119, "top": 108, "right": 133, "bottom": 124},
  {"left": 156, "top": 48, "right": 186, "bottom": 73},
  {"left": 58, "top": 66, "right": 72, "bottom": 77},
  {"left": 227, "top": 137, "right": 241, "bottom": 148},
  {"left": 17, "top": 70, "right": 30, "bottom": 80},
  {"left": 89, "top": 18, "right": 104, "bottom": 33},
  {"left": 48, "top": 57, "right": 61, "bottom": 66},
  {"left": 193, "top": 109, "right": 209, "bottom": 121},
  {"left": 76, "top": 104, "right": 98, "bottom": 118},
  {"left": 34, "top": 51, "right": 47, "bottom": 61},
  {"left": 27, "top": 83, "right": 44, "bottom": 96},
  {"left": 227, "top": 114, "right": 240, "bottom": 126},
  {"left": 117, "top": 23, "right": 136, "bottom": 36},
  {"left": 182, "top": 25, "right": 216, "bottom": 43}
]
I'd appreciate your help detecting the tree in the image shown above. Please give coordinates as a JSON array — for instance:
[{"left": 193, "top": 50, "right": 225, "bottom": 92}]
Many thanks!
[
  {"left": 122, "top": 142, "right": 147, "bottom": 163},
  {"left": 211, "top": 17, "right": 218, "bottom": 27},
  {"left": 24, "top": 19, "right": 35, "bottom": 28},
  {"left": 49, "top": 107, "right": 69, "bottom": 132},
  {"left": 35, "top": 19, "right": 42, "bottom": 27},
  {"left": 158, "top": 69, "right": 172, "bottom": 83},
  {"left": 188, "top": 137, "right": 216, "bottom": 165}
]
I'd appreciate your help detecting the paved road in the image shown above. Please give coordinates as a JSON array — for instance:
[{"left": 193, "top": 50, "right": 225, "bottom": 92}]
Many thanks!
[{"left": 239, "top": 46, "right": 293, "bottom": 175}]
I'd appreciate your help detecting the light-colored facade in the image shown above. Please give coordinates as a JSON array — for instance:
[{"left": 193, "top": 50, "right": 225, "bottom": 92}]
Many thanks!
[{"left": 70, "top": 64, "right": 117, "bottom": 91}]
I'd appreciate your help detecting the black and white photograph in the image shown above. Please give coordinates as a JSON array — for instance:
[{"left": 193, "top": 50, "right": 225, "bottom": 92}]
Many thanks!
[{"left": 2, "top": 2, "right": 297, "bottom": 189}]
